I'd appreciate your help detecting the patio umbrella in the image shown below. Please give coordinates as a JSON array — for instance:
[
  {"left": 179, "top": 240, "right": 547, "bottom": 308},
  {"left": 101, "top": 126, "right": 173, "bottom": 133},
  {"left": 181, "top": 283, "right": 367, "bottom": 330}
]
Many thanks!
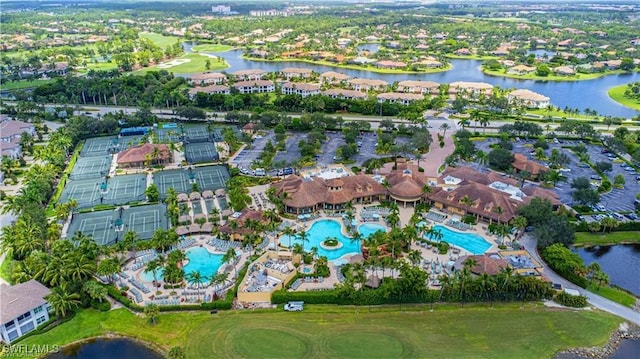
[
  {"left": 188, "top": 223, "right": 201, "bottom": 233},
  {"left": 202, "top": 190, "right": 214, "bottom": 199},
  {"left": 372, "top": 213, "right": 380, "bottom": 219},
  {"left": 190, "top": 192, "right": 201, "bottom": 200},
  {"left": 201, "top": 222, "right": 213, "bottom": 233},
  {"left": 175, "top": 226, "right": 188, "bottom": 236},
  {"left": 177, "top": 193, "right": 189, "bottom": 202},
  {"left": 304, "top": 214, "right": 311, "bottom": 219},
  {"left": 215, "top": 189, "right": 226, "bottom": 197},
  {"left": 297, "top": 214, "right": 305, "bottom": 220}
]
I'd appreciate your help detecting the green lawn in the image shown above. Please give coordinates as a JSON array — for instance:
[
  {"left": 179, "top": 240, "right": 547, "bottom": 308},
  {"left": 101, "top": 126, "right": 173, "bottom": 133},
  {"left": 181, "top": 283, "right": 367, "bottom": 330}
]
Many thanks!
[
  {"left": 1, "top": 79, "right": 52, "bottom": 90},
  {"left": 139, "top": 32, "right": 181, "bottom": 49},
  {"left": 587, "top": 285, "right": 637, "bottom": 308},
  {"left": 575, "top": 231, "right": 640, "bottom": 246},
  {"left": 608, "top": 84, "right": 640, "bottom": 111},
  {"left": 19, "top": 304, "right": 621, "bottom": 359},
  {"left": 133, "top": 53, "right": 229, "bottom": 75},
  {"left": 245, "top": 56, "right": 451, "bottom": 74},
  {"left": 482, "top": 67, "right": 621, "bottom": 82},
  {"left": 0, "top": 255, "right": 14, "bottom": 284},
  {"left": 192, "top": 44, "right": 233, "bottom": 53}
]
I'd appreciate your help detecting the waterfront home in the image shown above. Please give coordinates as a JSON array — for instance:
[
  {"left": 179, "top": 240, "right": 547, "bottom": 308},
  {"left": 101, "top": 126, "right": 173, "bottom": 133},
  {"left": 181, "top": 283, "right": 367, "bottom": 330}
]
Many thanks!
[
  {"left": 232, "top": 80, "right": 275, "bottom": 94},
  {"left": 414, "top": 59, "right": 445, "bottom": 68},
  {"left": 319, "top": 71, "right": 351, "bottom": 84},
  {"left": 376, "top": 92, "right": 424, "bottom": 105},
  {"left": 507, "top": 89, "right": 550, "bottom": 109},
  {"left": 397, "top": 80, "right": 440, "bottom": 95},
  {"left": 553, "top": 66, "right": 575, "bottom": 75},
  {"left": 231, "top": 69, "right": 266, "bottom": 81},
  {"left": 375, "top": 60, "right": 406, "bottom": 69},
  {"left": 188, "top": 85, "right": 230, "bottom": 98},
  {"left": 321, "top": 89, "right": 368, "bottom": 100},
  {"left": 349, "top": 78, "right": 388, "bottom": 92},
  {"left": 0, "top": 280, "right": 51, "bottom": 343},
  {"left": 449, "top": 81, "right": 493, "bottom": 97},
  {"left": 507, "top": 65, "right": 536, "bottom": 75},
  {"left": 279, "top": 67, "right": 314, "bottom": 80},
  {"left": 281, "top": 82, "right": 321, "bottom": 97},
  {"left": 272, "top": 174, "right": 385, "bottom": 214},
  {"left": 116, "top": 143, "right": 172, "bottom": 168},
  {"left": 189, "top": 72, "right": 227, "bottom": 85}
]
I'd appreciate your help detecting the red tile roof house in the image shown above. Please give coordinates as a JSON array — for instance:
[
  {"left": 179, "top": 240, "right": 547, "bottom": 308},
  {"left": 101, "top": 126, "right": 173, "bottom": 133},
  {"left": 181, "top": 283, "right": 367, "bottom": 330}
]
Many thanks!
[
  {"left": 281, "top": 82, "right": 321, "bottom": 97},
  {"left": 189, "top": 72, "right": 227, "bottom": 85},
  {"left": 231, "top": 69, "right": 266, "bottom": 81},
  {"left": 116, "top": 143, "right": 172, "bottom": 168},
  {"left": 242, "top": 122, "right": 257, "bottom": 135},
  {"left": 512, "top": 153, "right": 549, "bottom": 180},
  {"left": 319, "top": 71, "right": 351, "bottom": 84},
  {"left": 1, "top": 280, "right": 52, "bottom": 343},
  {"left": 272, "top": 174, "right": 386, "bottom": 214}
]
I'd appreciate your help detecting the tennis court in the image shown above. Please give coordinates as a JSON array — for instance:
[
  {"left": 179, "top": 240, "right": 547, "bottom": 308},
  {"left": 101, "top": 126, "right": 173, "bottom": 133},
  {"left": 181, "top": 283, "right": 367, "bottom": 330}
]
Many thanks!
[
  {"left": 81, "top": 137, "right": 120, "bottom": 157},
  {"left": 153, "top": 165, "right": 230, "bottom": 197},
  {"left": 59, "top": 174, "right": 147, "bottom": 208},
  {"left": 124, "top": 204, "right": 169, "bottom": 240},
  {"left": 156, "top": 128, "right": 182, "bottom": 143},
  {"left": 69, "top": 155, "right": 112, "bottom": 180},
  {"left": 185, "top": 142, "right": 218, "bottom": 164},
  {"left": 184, "top": 124, "right": 211, "bottom": 143},
  {"left": 66, "top": 210, "right": 119, "bottom": 245}
]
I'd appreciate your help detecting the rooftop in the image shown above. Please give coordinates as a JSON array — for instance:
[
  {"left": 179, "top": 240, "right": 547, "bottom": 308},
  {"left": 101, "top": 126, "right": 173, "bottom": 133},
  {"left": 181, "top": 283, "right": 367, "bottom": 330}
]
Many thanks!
[{"left": 0, "top": 280, "right": 51, "bottom": 324}]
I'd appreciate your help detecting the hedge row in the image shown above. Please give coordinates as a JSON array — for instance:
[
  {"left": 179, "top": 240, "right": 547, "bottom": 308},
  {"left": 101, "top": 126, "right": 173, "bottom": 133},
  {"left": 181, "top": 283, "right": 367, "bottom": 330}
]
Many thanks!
[
  {"left": 272, "top": 288, "right": 441, "bottom": 306},
  {"left": 554, "top": 292, "right": 588, "bottom": 308},
  {"left": 574, "top": 221, "right": 640, "bottom": 232},
  {"left": 105, "top": 284, "right": 233, "bottom": 311}
]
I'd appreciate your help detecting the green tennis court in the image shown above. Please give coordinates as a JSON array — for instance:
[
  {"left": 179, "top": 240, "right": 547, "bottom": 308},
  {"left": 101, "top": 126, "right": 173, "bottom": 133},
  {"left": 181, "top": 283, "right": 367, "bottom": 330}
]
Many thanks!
[
  {"left": 184, "top": 125, "right": 210, "bottom": 142},
  {"left": 156, "top": 128, "right": 182, "bottom": 143},
  {"left": 59, "top": 174, "right": 147, "bottom": 208},
  {"left": 123, "top": 204, "right": 169, "bottom": 239},
  {"left": 69, "top": 155, "right": 112, "bottom": 180},
  {"left": 66, "top": 210, "right": 119, "bottom": 245},
  {"left": 194, "top": 165, "right": 229, "bottom": 191},
  {"left": 81, "top": 137, "right": 120, "bottom": 157},
  {"left": 184, "top": 142, "right": 219, "bottom": 164},
  {"left": 153, "top": 165, "right": 230, "bottom": 197}
]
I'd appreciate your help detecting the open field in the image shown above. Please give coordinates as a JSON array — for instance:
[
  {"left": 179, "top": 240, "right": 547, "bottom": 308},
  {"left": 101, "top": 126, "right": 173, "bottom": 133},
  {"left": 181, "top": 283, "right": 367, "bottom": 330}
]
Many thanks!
[
  {"left": 139, "top": 32, "right": 181, "bottom": 49},
  {"left": 19, "top": 304, "right": 622, "bottom": 359},
  {"left": 192, "top": 44, "right": 233, "bottom": 52},
  {"left": 575, "top": 231, "right": 640, "bottom": 246},
  {"left": 587, "top": 284, "right": 637, "bottom": 308},
  {"left": 608, "top": 84, "right": 640, "bottom": 111},
  {"left": 482, "top": 68, "right": 625, "bottom": 82},
  {"left": 244, "top": 56, "right": 452, "bottom": 74},
  {"left": 1, "top": 79, "right": 52, "bottom": 90},
  {"left": 133, "top": 53, "right": 228, "bottom": 74}
]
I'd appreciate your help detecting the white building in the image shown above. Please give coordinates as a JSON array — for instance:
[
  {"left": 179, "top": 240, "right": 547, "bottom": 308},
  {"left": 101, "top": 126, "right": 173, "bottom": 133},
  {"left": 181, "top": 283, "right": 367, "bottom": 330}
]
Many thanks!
[
  {"left": 281, "top": 82, "right": 320, "bottom": 97},
  {"left": 507, "top": 89, "right": 550, "bottom": 109},
  {"left": 233, "top": 80, "right": 275, "bottom": 94},
  {"left": 211, "top": 5, "right": 231, "bottom": 14},
  {"left": 1, "top": 280, "right": 52, "bottom": 343}
]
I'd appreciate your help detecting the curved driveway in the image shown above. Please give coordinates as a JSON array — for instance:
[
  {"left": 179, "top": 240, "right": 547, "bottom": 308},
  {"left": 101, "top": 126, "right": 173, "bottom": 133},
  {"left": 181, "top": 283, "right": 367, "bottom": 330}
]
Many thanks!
[{"left": 520, "top": 236, "right": 640, "bottom": 326}]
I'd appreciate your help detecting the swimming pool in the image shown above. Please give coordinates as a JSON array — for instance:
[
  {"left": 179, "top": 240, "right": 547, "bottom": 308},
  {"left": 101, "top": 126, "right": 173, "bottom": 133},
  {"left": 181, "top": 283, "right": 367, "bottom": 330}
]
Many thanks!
[
  {"left": 427, "top": 225, "right": 492, "bottom": 255},
  {"left": 358, "top": 223, "right": 387, "bottom": 238},
  {"left": 140, "top": 247, "right": 224, "bottom": 282},
  {"left": 279, "top": 219, "right": 361, "bottom": 261}
]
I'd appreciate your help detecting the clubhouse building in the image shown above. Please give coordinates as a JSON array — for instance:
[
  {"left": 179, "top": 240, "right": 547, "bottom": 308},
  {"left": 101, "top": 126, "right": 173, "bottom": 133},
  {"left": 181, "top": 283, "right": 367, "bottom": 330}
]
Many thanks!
[{"left": 116, "top": 143, "right": 172, "bottom": 168}]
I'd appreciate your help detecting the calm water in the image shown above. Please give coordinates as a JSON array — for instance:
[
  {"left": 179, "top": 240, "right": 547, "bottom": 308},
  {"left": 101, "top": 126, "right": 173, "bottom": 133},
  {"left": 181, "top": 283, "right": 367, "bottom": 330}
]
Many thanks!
[
  {"left": 47, "top": 338, "right": 162, "bottom": 359},
  {"left": 427, "top": 225, "right": 492, "bottom": 255},
  {"left": 573, "top": 244, "right": 640, "bottom": 296},
  {"left": 188, "top": 42, "right": 640, "bottom": 118},
  {"left": 358, "top": 223, "right": 387, "bottom": 238},
  {"left": 141, "top": 246, "right": 223, "bottom": 282},
  {"left": 556, "top": 339, "right": 640, "bottom": 359},
  {"left": 279, "top": 219, "right": 361, "bottom": 260}
]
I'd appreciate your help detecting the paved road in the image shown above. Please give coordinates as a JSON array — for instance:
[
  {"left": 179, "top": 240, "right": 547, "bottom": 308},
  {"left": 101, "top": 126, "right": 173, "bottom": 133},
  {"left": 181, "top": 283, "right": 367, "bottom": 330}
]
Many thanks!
[{"left": 520, "top": 235, "right": 640, "bottom": 325}]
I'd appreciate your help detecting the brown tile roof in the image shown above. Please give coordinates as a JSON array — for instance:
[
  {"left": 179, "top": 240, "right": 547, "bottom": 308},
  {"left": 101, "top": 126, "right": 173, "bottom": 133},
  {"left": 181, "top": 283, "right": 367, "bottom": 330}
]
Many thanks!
[
  {"left": 280, "top": 67, "right": 313, "bottom": 75},
  {"left": 376, "top": 92, "right": 424, "bottom": 102},
  {"left": 219, "top": 209, "right": 268, "bottom": 235},
  {"left": 232, "top": 80, "right": 274, "bottom": 89},
  {"left": 281, "top": 82, "right": 321, "bottom": 91},
  {"left": 319, "top": 71, "right": 351, "bottom": 81},
  {"left": 454, "top": 255, "right": 508, "bottom": 276},
  {"left": 386, "top": 162, "right": 429, "bottom": 200},
  {"left": 1, "top": 280, "right": 51, "bottom": 323},
  {"left": 273, "top": 174, "right": 385, "bottom": 209},
  {"left": 513, "top": 153, "right": 548, "bottom": 176},
  {"left": 188, "top": 85, "right": 229, "bottom": 95},
  {"left": 190, "top": 72, "right": 227, "bottom": 82},
  {"left": 321, "top": 89, "right": 368, "bottom": 99},
  {"left": 116, "top": 143, "right": 170, "bottom": 165},
  {"left": 428, "top": 182, "right": 519, "bottom": 223}
]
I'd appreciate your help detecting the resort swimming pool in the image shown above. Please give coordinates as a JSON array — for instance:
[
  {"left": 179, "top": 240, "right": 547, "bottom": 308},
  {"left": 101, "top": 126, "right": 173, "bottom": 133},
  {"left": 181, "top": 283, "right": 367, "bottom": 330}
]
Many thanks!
[
  {"left": 427, "top": 225, "right": 492, "bottom": 255},
  {"left": 140, "top": 247, "right": 224, "bottom": 282},
  {"left": 358, "top": 223, "right": 387, "bottom": 238},
  {"left": 279, "top": 219, "right": 361, "bottom": 261}
]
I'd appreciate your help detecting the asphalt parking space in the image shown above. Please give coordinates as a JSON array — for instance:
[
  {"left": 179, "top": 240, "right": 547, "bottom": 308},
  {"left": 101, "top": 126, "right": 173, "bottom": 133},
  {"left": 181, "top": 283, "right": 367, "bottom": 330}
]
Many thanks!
[
  {"left": 274, "top": 132, "right": 305, "bottom": 166},
  {"left": 232, "top": 131, "right": 275, "bottom": 169},
  {"left": 317, "top": 131, "right": 345, "bottom": 166}
]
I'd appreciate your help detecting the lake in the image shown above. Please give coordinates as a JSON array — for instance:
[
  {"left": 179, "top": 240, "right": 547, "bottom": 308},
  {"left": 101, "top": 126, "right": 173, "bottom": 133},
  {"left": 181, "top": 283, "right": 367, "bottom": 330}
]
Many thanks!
[
  {"left": 46, "top": 338, "right": 163, "bottom": 359},
  {"left": 187, "top": 42, "right": 640, "bottom": 118},
  {"left": 573, "top": 244, "right": 640, "bottom": 296}
]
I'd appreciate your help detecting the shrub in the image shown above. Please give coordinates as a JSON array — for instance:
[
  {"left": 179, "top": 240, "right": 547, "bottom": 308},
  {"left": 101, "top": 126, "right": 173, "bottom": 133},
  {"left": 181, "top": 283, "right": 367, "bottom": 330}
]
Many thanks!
[
  {"left": 554, "top": 292, "right": 588, "bottom": 308},
  {"left": 323, "top": 238, "right": 339, "bottom": 247},
  {"left": 437, "top": 241, "right": 450, "bottom": 254},
  {"left": 91, "top": 299, "right": 111, "bottom": 312}
]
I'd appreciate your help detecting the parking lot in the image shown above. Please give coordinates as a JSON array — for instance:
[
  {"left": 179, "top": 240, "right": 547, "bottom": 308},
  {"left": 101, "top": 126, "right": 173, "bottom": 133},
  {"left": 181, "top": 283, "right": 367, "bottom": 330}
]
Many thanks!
[
  {"left": 273, "top": 132, "right": 305, "bottom": 166},
  {"left": 231, "top": 132, "right": 275, "bottom": 169},
  {"left": 475, "top": 138, "right": 640, "bottom": 215}
]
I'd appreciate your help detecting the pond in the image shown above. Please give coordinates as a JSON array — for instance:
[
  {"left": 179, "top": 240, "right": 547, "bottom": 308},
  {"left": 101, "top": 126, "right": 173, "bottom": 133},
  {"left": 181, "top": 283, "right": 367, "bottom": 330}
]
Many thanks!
[
  {"left": 573, "top": 244, "right": 640, "bottom": 296},
  {"left": 47, "top": 338, "right": 163, "bottom": 359},
  {"left": 186, "top": 42, "right": 640, "bottom": 118}
]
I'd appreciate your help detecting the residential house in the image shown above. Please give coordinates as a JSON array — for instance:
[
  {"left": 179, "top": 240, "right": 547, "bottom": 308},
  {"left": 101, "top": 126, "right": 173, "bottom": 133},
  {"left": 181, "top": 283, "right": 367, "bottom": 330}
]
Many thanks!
[
  {"left": 188, "top": 85, "right": 230, "bottom": 98},
  {"left": 449, "top": 81, "right": 493, "bottom": 97},
  {"left": 116, "top": 143, "right": 172, "bottom": 168},
  {"left": 321, "top": 89, "right": 368, "bottom": 100},
  {"left": 507, "top": 65, "right": 536, "bottom": 75},
  {"left": 231, "top": 69, "right": 266, "bottom": 81},
  {"left": 376, "top": 92, "right": 424, "bottom": 105},
  {"left": 414, "top": 59, "right": 445, "bottom": 68},
  {"left": 0, "top": 141, "right": 22, "bottom": 159},
  {"left": 189, "top": 72, "right": 227, "bottom": 85},
  {"left": 507, "top": 89, "right": 550, "bottom": 109},
  {"left": 375, "top": 60, "right": 406, "bottom": 69},
  {"left": 0, "top": 119, "right": 36, "bottom": 143},
  {"left": 242, "top": 123, "right": 257, "bottom": 135},
  {"left": 397, "top": 80, "right": 439, "bottom": 95},
  {"left": 232, "top": 80, "right": 275, "bottom": 94},
  {"left": 272, "top": 174, "right": 386, "bottom": 214},
  {"left": 279, "top": 67, "right": 313, "bottom": 80},
  {"left": 349, "top": 78, "right": 388, "bottom": 92},
  {"left": 553, "top": 66, "right": 575, "bottom": 76},
  {"left": 281, "top": 82, "right": 320, "bottom": 97},
  {"left": 1, "top": 280, "right": 52, "bottom": 343},
  {"left": 319, "top": 71, "right": 351, "bottom": 84}
]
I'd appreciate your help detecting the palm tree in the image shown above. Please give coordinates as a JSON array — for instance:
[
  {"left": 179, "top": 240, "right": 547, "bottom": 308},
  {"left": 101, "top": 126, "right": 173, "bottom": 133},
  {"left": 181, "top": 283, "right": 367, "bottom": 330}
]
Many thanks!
[
  {"left": 186, "top": 271, "right": 204, "bottom": 301},
  {"left": 408, "top": 249, "right": 422, "bottom": 267},
  {"left": 512, "top": 216, "right": 528, "bottom": 239},
  {"left": 46, "top": 284, "right": 81, "bottom": 318},
  {"left": 97, "top": 257, "right": 121, "bottom": 283},
  {"left": 298, "top": 229, "right": 309, "bottom": 254},
  {"left": 222, "top": 247, "right": 237, "bottom": 278},
  {"left": 460, "top": 195, "right": 474, "bottom": 215},
  {"left": 282, "top": 226, "right": 296, "bottom": 251},
  {"left": 145, "top": 258, "right": 163, "bottom": 286},
  {"left": 439, "top": 123, "right": 451, "bottom": 137},
  {"left": 144, "top": 303, "right": 160, "bottom": 325}
]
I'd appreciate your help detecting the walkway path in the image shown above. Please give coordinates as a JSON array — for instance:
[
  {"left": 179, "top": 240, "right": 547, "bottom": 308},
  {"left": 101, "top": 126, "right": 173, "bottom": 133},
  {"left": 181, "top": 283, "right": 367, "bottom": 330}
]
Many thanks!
[{"left": 520, "top": 235, "right": 640, "bottom": 326}]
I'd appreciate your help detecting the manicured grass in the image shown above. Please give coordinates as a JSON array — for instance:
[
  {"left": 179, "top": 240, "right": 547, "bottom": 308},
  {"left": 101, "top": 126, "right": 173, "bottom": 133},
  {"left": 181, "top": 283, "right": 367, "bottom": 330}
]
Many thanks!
[
  {"left": 587, "top": 285, "right": 637, "bottom": 308},
  {"left": 139, "top": 32, "right": 181, "bottom": 49},
  {"left": 575, "top": 231, "right": 640, "bottom": 246},
  {"left": 19, "top": 305, "right": 621, "bottom": 359},
  {"left": 482, "top": 67, "right": 622, "bottom": 82},
  {"left": 526, "top": 108, "right": 595, "bottom": 120},
  {"left": 0, "top": 255, "right": 14, "bottom": 284},
  {"left": 133, "top": 53, "right": 228, "bottom": 75},
  {"left": 244, "top": 56, "right": 451, "bottom": 74},
  {"left": 445, "top": 54, "right": 499, "bottom": 60},
  {"left": 1, "top": 79, "right": 52, "bottom": 90},
  {"left": 192, "top": 44, "right": 233, "bottom": 53},
  {"left": 608, "top": 84, "right": 640, "bottom": 111}
]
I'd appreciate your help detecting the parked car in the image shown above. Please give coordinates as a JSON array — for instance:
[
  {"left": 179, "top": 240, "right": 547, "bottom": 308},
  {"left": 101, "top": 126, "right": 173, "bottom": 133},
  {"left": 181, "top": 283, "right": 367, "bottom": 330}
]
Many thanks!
[
  {"left": 590, "top": 175, "right": 602, "bottom": 181},
  {"left": 283, "top": 167, "right": 294, "bottom": 175},
  {"left": 284, "top": 301, "right": 304, "bottom": 312},
  {"left": 255, "top": 168, "right": 266, "bottom": 176}
]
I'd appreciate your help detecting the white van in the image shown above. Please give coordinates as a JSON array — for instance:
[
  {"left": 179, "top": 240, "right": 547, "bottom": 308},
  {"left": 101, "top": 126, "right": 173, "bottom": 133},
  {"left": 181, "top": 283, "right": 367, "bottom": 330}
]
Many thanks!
[
  {"left": 284, "top": 301, "right": 304, "bottom": 312},
  {"left": 255, "top": 168, "right": 266, "bottom": 176}
]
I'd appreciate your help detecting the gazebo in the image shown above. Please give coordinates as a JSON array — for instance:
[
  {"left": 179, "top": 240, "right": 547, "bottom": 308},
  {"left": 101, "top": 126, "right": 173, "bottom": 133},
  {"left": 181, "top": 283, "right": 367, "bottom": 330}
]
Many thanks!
[
  {"left": 190, "top": 192, "right": 202, "bottom": 201},
  {"left": 188, "top": 223, "right": 201, "bottom": 234},
  {"left": 202, "top": 190, "right": 214, "bottom": 199},
  {"left": 175, "top": 226, "right": 188, "bottom": 236},
  {"left": 177, "top": 193, "right": 189, "bottom": 202}
]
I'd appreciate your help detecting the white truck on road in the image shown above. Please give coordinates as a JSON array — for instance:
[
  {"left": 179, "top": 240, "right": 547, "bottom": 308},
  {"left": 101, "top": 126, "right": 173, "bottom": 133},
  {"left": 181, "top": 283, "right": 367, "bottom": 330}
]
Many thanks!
[{"left": 284, "top": 301, "right": 304, "bottom": 312}]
